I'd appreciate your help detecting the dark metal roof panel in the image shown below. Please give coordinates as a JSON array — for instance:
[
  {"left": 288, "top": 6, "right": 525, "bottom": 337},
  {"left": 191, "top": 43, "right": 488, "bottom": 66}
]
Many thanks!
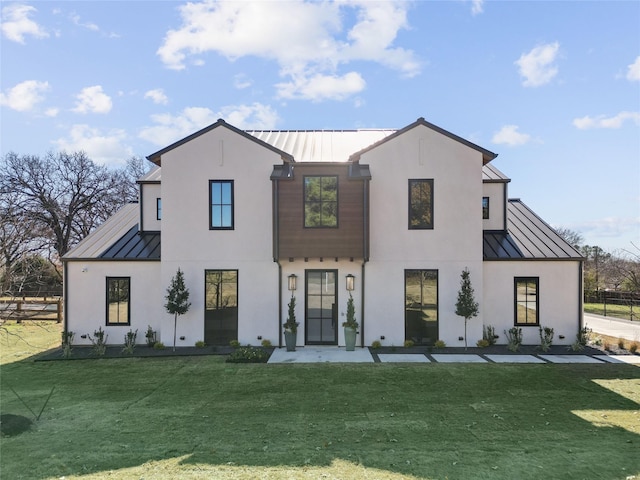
[
  {"left": 99, "top": 225, "right": 161, "bottom": 260},
  {"left": 482, "top": 163, "right": 510, "bottom": 182},
  {"left": 484, "top": 200, "right": 583, "bottom": 260}
]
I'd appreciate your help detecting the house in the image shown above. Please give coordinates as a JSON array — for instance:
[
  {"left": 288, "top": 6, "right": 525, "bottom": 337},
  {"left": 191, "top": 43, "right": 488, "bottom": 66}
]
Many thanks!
[{"left": 62, "top": 118, "right": 584, "bottom": 348}]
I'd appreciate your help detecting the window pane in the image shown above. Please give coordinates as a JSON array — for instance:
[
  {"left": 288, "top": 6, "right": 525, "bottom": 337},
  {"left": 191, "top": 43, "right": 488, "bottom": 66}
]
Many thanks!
[
  {"left": 409, "top": 180, "right": 433, "bottom": 229},
  {"left": 321, "top": 202, "right": 337, "bottom": 227},
  {"left": 304, "top": 176, "right": 338, "bottom": 228},
  {"left": 482, "top": 197, "right": 489, "bottom": 219},
  {"left": 304, "top": 177, "right": 321, "bottom": 202},
  {"left": 211, "top": 182, "right": 221, "bottom": 202},
  {"left": 211, "top": 206, "right": 222, "bottom": 227},
  {"left": 405, "top": 270, "right": 438, "bottom": 345},
  {"left": 221, "top": 182, "right": 231, "bottom": 204},
  {"left": 322, "top": 177, "right": 337, "bottom": 201},
  {"left": 515, "top": 278, "right": 538, "bottom": 325},
  {"left": 107, "top": 277, "right": 129, "bottom": 325},
  {"left": 305, "top": 203, "right": 321, "bottom": 227},
  {"left": 221, "top": 206, "right": 232, "bottom": 227}
]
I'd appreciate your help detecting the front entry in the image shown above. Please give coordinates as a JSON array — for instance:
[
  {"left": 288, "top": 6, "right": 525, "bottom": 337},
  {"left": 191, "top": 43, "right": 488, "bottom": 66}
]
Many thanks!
[{"left": 305, "top": 270, "right": 338, "bottom": 345}]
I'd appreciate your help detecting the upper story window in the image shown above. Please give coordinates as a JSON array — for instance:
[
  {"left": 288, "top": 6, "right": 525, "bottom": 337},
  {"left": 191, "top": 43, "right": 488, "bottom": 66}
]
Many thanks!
[
  {"left": 304, "top": 176, "right": 338, "bottom": 228},
  {"left": 408, "top": 179, "right": 434, "bottom": 229},
  {"left": 157, "top": 198, "right": 162, "bottom": 220},
  {"left": 210, "top": 180, "right": 234, "bottom": 230},
  {"left": 514, "top": 277, "right": 539, "bottom": 326},
  {"left": 482, "top": 197, "right": 489, "bottom": 219},
  {"left": 106, "top": 277, "right": 130, "bottom": 326}
]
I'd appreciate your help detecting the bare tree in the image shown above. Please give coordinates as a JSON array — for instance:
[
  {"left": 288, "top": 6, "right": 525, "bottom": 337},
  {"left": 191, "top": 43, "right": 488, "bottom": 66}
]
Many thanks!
[
  {"left": 0, "top": 151, "right": 133, "bottom": 260},
  {"left": 555, "top": 227, "right": 584, "bottom": 249}
]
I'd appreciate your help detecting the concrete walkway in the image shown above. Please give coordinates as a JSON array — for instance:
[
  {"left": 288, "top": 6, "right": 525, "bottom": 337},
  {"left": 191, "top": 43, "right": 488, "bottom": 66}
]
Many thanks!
[
  {"left": 268, "top": 346, "right": 640, "bottom": 365},
  {"left": 584, "top": 312, "right": 640, "bottom": 342}
]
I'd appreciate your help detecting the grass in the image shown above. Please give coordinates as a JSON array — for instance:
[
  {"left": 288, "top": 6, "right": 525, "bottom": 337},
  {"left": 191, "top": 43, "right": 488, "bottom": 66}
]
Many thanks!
[
  {"left": 1, "top": 322, "right": 639, "bottom": 480},
  {"left": 584, "top": 302, "right": 637, "bottom": 322}
]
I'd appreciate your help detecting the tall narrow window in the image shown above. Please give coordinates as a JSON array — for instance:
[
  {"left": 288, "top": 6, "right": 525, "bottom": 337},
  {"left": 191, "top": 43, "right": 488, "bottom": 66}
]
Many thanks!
[
  {"left": 405, "top": 270, "right": 438, "bottom": 345},
  {"left": 106, "top": 277, "right": 130, "bottom": 325},
  {"left": 304, "top": 176, "right": 338, "bottom": 227},
  {"left": 205, "top": 270, "right": 238, "bottom": 345},
  {"left": 209, "top": 180, "right": 234, "bottom": 229},
  {"left": 482, "top": 197, "right": 489, "bottom": 219},
  {"left": 156, "top": 198, "right": 162, "bottom": 220},
  {"left": 409, "top": 179, "right": 434, "bottom": 229},
  {"left": 514, "top": 277, "right": 539, "bottom": 325}
]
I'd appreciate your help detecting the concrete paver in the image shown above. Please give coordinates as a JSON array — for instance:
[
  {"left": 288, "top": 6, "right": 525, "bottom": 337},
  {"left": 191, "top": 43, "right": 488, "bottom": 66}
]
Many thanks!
[
  {"left": 596, "top": 355, "right": 640, "bottom": 365},
  {"left": 431, "top": 354, "right": 487, "bottom": 363},
  {"left": 268, "top": 347, "right": 374, "bottom": 363},
  {"left": 485, "top": 354, "right": 545, "bottom": 363},
  {"left": 378, "top": 353, "right": 430, "bottom": 363},
  {"left": 539, "top": 354, "right": 605, "bottom": 364}
]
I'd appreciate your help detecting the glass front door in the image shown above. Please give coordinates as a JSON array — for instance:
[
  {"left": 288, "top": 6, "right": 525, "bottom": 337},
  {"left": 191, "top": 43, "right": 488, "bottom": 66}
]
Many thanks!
[{"left": 305, "top": 270, "right": 337, "bottom": 345}]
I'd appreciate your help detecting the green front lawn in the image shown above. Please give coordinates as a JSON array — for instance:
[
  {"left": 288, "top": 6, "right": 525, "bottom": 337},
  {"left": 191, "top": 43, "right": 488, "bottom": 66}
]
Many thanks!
[{"left": 1, "top": 322, "right": 639, "bottom": 480}]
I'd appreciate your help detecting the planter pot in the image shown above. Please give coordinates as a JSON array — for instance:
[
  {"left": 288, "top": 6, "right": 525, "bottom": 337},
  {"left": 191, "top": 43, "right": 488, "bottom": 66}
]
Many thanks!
[
  {"left": 284, "top": 330, "right": 297, "bottom": 352},
  {"left": 344, "top": 327, "right": 357, "bottom": 351}
]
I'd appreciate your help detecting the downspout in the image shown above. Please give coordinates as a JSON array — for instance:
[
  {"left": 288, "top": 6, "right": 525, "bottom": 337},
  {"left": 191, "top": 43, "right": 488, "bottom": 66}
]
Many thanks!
[
  {"left": 278, "top": 261, "right": 283, "bottom": 348},
  {"left": 360, "top": 178, "right": 369, "bottom": 348},
  {"left": 360, "top": 261, "right": 366, "bottom": 348},
  {"left": 273, "top": 175, "right": 282, "bottom": 348},
  {"left": 578, "top": 260, "right": 584, "bottom": 332},
  {"left": 63, "top": 261, "right": 68, "bottom": 341}
]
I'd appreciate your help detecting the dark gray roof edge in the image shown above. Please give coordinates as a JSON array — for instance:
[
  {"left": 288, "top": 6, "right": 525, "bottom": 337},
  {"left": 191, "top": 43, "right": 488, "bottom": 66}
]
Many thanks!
[
  {"left": 483, "top": 178, "right": 511, "bottom": 184},
  {"left": 137, "top": 179, "right": 161, "bottom": 185},
  {"left": 483, "top": 257, "right": 582, "bottom": 262},
  {"left": 64, "top": 257, "right": 160, "bottom": 262},
  {"left": 146, "top": 119, "right": 294, "bottom": 165},
  {"left": 349, "top": 117, "right": 498, "bottom": 164}
]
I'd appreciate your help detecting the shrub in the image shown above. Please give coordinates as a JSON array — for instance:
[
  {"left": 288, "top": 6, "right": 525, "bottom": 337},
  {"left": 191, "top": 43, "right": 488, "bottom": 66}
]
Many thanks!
[
  {"left": 122, "top": 329, "right": 137, "bottom": 355},
  {"left": 153, "top": 342, "right": 166, "bottom": 350},
  {"left": 370, "top": 340, "right": 382, "bottom": 349},
  {"left": 226, "top": 346, "right": 270, "bottom": 363},
  {"left": 145, "top": 325, "right": 157, "bottom": 347},
  {"left": 61, "top": 331, "right": 74, "bottom": 358},
  {"left": 603, "top": 342, "right": 611, "bottom": 351},
  {"left": 229, "top": 339, "right": 240, "bottom": 348},
  {"left": 195, "top": 340, "right": 206, "bottom": 348},
  {"left": 630, "top": 342, "right": 638, "bottom": 354},
  {"left": 483, "top": 325, "right": 497, "bottom": 346},
  {"left": 538, "top": 326, "right": 554, "bottom": 352},
  {"left": 476, "top": 339, "right": 490, "bottom": 348},
  {"left": 404, "top": 339, "right": 415, "bottom": 348},
  {"left": 577, "top": 326, "right": 591, "bottom": 347},
  {"left": 618, "top": 338, "right": 625, "bottom": 350},
  {"left": 434, "top": 340, "right": 446, "bottom": 349},
  {"left": 569, "top": 341, "right": 584, "bottom": 352},
  {"left": 88, "top": 327, "right": 108, "bottom": 356},
  {"left": 505, "top": 327, "right": 522, "bottom": 352},
  {"left": 261, "top": 339, "right": 272, "bottom": 348}
]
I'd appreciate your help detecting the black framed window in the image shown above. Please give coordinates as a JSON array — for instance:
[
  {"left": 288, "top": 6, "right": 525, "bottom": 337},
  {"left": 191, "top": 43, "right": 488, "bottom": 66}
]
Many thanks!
[
  {"left": 304, "top": 176, "right": 338, "bottom": 228},
  {"left": 482, "top": 197, "right": 489, "bottom": 219},
  {"left": 209, "top": 180, "right": 234, "bottom": 229},
  {"left": 514, "top": 277, "right": 539, "bottom": 326},
  {"left": 106, "top": 277, "right": 130, "bottom": 325},
  {"left": 405, "top": 270, "right": 438, "bottom": 345},
  {"left": 409, "top": 179, "right": 434, "bottom": 229},
  {"left": 205, "top": 270, "right": 238, "bottom": 345},
  {"left": 157, "top": 198, "right": 162, "bottom": 220}
]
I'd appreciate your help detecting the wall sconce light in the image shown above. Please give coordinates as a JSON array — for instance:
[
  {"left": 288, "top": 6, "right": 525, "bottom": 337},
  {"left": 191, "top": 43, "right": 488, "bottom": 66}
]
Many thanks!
[
  {"left": 345, "top": 274, "right": 355, "bottom": 292},
  {"left": 81, "top": 266, "right": 88, "bottom": 273},
  {"left": 288, "top": 274, "right": 297, "bottom": 292}
]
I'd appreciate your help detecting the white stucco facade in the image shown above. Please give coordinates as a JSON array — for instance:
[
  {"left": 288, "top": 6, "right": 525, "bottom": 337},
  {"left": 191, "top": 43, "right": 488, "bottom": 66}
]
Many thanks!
[{"left": 63, "top": 118, "right": 583, "bottom": 348}]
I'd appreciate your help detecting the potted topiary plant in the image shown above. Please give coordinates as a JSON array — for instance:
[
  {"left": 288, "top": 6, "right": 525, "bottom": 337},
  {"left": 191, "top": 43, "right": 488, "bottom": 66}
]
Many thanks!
[
  {"left": 343, "top": 293, "right": 359, "bottom": 351},
  {"left": 283, "top": 295, "right": 299, "bottom": 351}
]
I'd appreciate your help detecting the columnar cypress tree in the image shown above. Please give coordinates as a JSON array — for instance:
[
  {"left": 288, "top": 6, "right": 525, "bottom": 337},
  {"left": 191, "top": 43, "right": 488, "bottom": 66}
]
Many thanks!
[
  {"left": 165, "top": 268, "right": 191, "bottom": 352},
  {"left": 455, "top": 267, "right": 479, "bottom": 350}
]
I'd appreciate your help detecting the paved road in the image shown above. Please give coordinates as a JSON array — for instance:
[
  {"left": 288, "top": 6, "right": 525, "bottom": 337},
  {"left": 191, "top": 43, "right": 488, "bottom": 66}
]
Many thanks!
[{"left": 584, "top": 312, "right": 640, "bottom": 341}]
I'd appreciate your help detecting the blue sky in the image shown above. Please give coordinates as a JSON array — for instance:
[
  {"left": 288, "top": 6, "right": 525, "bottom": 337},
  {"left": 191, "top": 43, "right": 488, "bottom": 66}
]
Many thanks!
[{"left": 1, "top": 0, "right": 639, "bottom": 251}]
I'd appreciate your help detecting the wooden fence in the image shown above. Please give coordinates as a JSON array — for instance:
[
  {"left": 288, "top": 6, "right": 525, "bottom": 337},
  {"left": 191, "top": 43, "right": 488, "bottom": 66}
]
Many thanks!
[{"left": 0, "top": 298, "right": 63, "bottom": 323}]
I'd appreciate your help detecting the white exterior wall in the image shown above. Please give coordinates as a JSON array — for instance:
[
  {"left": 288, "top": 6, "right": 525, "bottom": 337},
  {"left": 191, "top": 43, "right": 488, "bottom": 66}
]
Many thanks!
[
  {"left": 159, "top": 126, "right": 280, "bottom": 347},
  {"left": 363, "top": 125, "right": 485, "bottom": 347},
  {"left": 65, "top": 261, "right": 162, "bottom": 345},
  {"left": 482, "top": 182, "right": 506, "bottom": 231},
  {"left": 483, "top": 261, "right": 582, "bottom": 346},
  {"left": 141, "top": 183, "right": 161, "bottom": 232}
]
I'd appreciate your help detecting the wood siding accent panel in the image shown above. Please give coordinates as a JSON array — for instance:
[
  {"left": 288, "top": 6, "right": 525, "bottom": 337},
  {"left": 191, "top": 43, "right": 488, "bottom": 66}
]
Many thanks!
[{"left": 277, "top": 165, "right": 366, "bottom": 259}]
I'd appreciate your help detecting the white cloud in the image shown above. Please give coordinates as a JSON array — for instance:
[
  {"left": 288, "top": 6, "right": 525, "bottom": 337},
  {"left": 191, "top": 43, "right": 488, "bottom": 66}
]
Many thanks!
[
  {"left": 276, "top": 71, "right": 366, "bottom": 101},
  {"left": 144, "top": 88, "right": 169, "bottom": 105},
  {"left": 515, "top": 42, "right": 560, "bottom": 87},
  {"left": 0, "top": 80, "right": 50, "bottom": 111},
  {"left": 54, "top": 124, "right": 133, "bottom": 167},
  {"left": 471, "top": 0, "right": 484, "bottom": 15},
  {"left": 139, "top": 103, "right": 279, "bottom": 146},
  {"left": 233, "top": 74, "right": 252, "bottom": 90},
  {"left": 570, "top": 217, "right": 640, "bottom": 239},
  {"left": 45, "top": 107, "right": 59, "bottom": 117},
  {"left": 572, "top": 111, "right": 640, "bottom": 130},
  {"left": 70, "top": 13, "right": 98, "bottom": 32},
  {"left": 156, "top": 0, "right": 420, "bottom": 101},
  {"left": 72, "top": 85, "right": 112, "bottom": 114},
  {"left": 491, "top": 125, "right": 532, "bottom": 146},
  {"left": 626, "top": 56, "right": 640, "bottom": 82},
  {"left": 1, "top": 3, "right": 48, "bottom": 43}
]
